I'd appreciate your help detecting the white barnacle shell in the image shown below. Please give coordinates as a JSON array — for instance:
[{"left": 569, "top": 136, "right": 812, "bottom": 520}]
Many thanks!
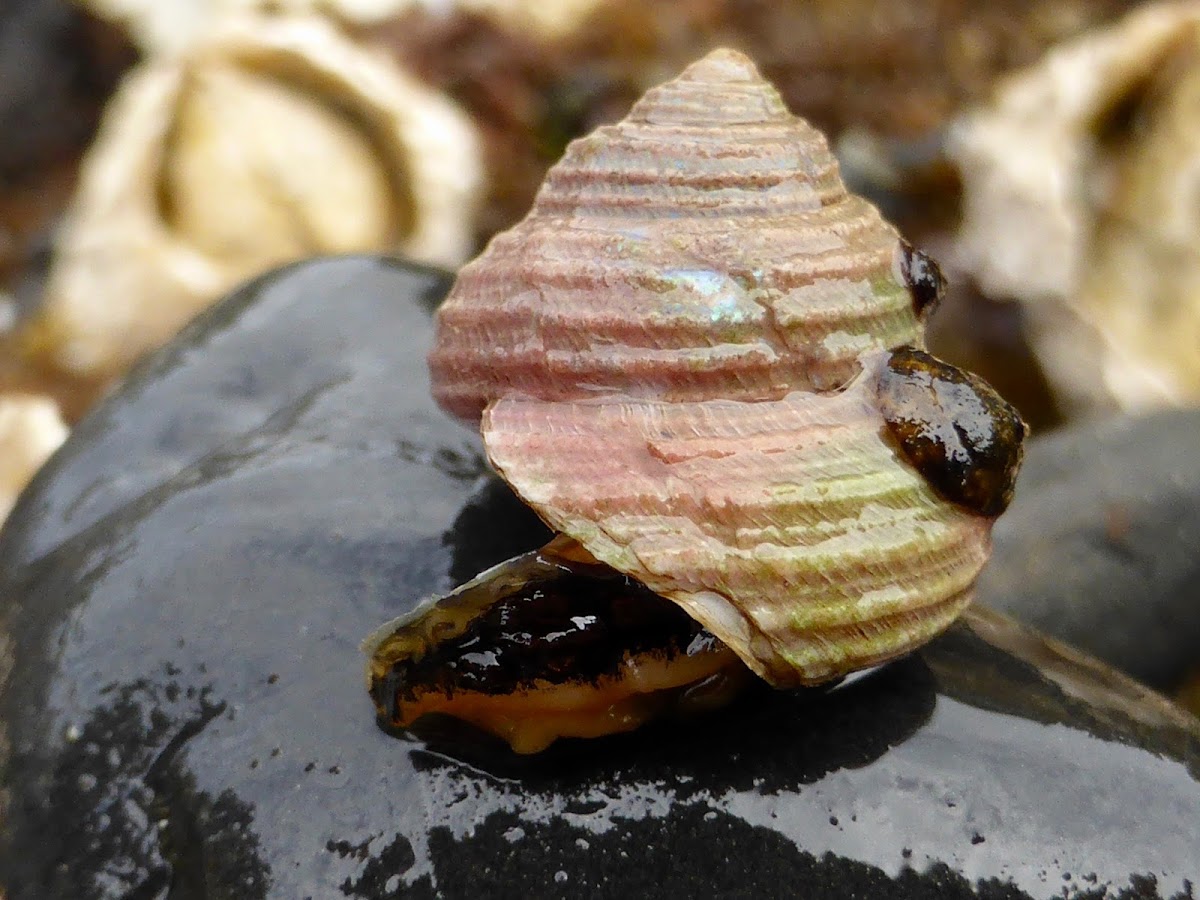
[
  {"left": 427, "top": 49, "right": 1024, "bottom": 688},
  {"left": 952, "top": 1, "right": 1200, "bottom": 415},
  {"left": 29, "top": 13, "right": 481, "bottom": 385}
]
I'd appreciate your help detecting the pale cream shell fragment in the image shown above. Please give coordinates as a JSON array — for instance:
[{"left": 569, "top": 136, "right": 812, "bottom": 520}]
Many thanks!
[
  {"left": 33, "top": 14, "right": 481, "bottom": 383},
  {"left": 484, "top": 352, "right": 992, "bottom": 687},
  {"left": 83, "top": 0, "right": 423, "bottom": 54},
  {"left": 0, "top": 394, "right": 68, "bottom": 526},
  {"left": 952, "top": 1, "right": 1200, "bottom": 414},
  {"left": 455, "top": 0, "right": 608, "bottom": 38},
  {"left": 83, "top": 0, "right": 603, "bottom": 55}
]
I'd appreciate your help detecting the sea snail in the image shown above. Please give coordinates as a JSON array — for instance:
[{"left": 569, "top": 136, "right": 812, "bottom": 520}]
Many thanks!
[{"left": 366, "top": 49, "right": 1026, "bottom": 753}]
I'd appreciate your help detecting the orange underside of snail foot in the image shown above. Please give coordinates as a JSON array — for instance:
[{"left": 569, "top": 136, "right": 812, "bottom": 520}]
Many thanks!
[{"left": 380, "top": 645, "right": 750, "bottom": 754}]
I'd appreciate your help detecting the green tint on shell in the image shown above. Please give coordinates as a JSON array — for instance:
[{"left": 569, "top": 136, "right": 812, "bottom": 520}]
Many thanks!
[{"left": 481, "top": 353, "right": 997, "bottom": 688}]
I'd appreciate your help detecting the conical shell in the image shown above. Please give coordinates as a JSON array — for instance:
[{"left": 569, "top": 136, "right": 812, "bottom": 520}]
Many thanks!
[
  {"left": 430, "top": 49, "right": 930, "bottom": 425},
  {"left": 428, "top": 49, "right": 1020, "bottom": 689},
  {"left": 483, "top": 351, "right": 995, "bottom": 687}
]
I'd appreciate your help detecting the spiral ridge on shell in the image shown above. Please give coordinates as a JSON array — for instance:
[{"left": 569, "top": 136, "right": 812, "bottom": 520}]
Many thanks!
[{"left": 430, "top": 49, "right": 927, "bottom": 424}]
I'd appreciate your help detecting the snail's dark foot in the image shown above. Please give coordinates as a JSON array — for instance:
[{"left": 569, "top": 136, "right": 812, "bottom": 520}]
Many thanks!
[{"left": 366, "top": 536, "right": 752, "bottom": 753}]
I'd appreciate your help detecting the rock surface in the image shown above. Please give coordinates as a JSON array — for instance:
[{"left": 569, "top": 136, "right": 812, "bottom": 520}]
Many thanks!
[
  {"left": 1, "top": 256, "right": 1198, "bottom": 899},
  {"left": 979, "top": 410, "right": 1200, "bottom": 692}
]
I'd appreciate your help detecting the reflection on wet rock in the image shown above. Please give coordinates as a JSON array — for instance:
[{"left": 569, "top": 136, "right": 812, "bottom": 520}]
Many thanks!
[
  {"left": 16, "top": 677, "right": 268, "bottom": 897},
  {"left": 0, "top": 256, "right": 1197, "bottom": 898}
]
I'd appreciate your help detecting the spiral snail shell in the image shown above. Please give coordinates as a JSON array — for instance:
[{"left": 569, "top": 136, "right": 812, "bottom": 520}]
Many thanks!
[{"left": 367, "top": 49, "right": 1025, "bottom": 752}]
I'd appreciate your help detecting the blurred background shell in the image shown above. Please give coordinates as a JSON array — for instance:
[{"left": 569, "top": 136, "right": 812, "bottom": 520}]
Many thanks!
[
  {"left": 0, "top": 393, "right": 67, "bottom": 524},
  {"left": 83, "top": 0, "right": 428, "bottom": 54},
  {"left": 952, "top": 1, "right": 1200, "bottom": 417},
  {"left": 20, "top": 12, "right": 481, "bottom": 396},
  {"left": 82, "top": 0, "right": 608, "bottom": 54}
]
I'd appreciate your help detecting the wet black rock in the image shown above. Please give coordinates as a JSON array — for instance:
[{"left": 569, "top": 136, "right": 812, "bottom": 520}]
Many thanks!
[
  {"left": 978, "top": 410, "right": 1200, "bottom": 693},
  {"left": 1, "top": 257, "right": 1198, "bottom": 899}
]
